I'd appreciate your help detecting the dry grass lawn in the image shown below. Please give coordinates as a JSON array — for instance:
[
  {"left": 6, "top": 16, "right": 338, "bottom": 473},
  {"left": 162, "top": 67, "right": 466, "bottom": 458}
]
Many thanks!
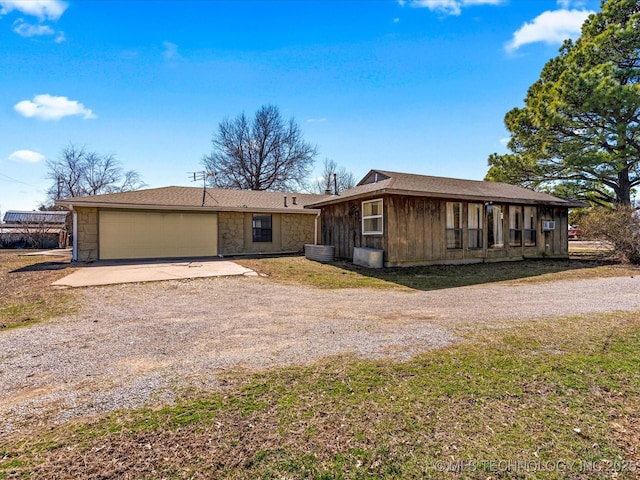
[
  {"left": 0, "top": 251, "right": 78, "bottom": 329},
  {"left": 3, "top": 311, "right": 639, "bottom": 479},
  {"left": 1, "top": 248, "right": 639, "bottom": 479}
]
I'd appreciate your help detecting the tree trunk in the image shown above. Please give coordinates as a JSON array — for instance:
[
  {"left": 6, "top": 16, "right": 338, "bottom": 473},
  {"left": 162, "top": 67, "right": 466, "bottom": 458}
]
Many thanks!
[{"left": 616, "top": 167, "right": 632, "bottom": 205}]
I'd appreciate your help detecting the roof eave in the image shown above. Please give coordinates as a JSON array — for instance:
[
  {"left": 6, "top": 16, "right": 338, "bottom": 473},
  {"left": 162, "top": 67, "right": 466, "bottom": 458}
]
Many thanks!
[
  {"left": 561, "top": 200, "right": 590, "bottom": 209},
  {"left": 56, "top": 200, "right": 320, "bottom": 214},
  {"left": 305, "top": 188, "right": 577, "bottom": 208}
]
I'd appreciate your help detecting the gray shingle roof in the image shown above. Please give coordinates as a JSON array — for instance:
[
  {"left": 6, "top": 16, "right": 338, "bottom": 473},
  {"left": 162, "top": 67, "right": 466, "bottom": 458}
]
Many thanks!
[
  {"left": 56, "top": 187, "right": 327, "bottom": 213},
  {"left": 306, "top": 170, "right": 586, "bottom": 207}
]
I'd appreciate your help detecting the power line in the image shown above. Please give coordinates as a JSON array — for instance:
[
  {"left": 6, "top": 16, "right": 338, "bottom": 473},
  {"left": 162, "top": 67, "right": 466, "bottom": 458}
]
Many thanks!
[{"left": 0, "top": 172, "right": 41, "bottom": 187}]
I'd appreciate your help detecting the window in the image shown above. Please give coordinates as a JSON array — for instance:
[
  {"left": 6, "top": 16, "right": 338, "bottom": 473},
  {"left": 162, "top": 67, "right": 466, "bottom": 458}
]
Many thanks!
[
  {"left": 446, "top": 202, "right": 462, "bottom": 249},
  {"left": 362, "top": 199, "right": 383, "bottom": 235},
  {"left": 509, "top": 206, "right": 523, "bottom": 246},
  {"left": 524, "top": 206, "right": 537, "bottom": 246},
  {"left": 468, "top": 203, "right": 483, "bottom": 249},
  {"left": 252, "top": 214, "right": 272, "bottom": 242},
  {"left": 487, "top": 205, "right": 504, "bottom": 248}
]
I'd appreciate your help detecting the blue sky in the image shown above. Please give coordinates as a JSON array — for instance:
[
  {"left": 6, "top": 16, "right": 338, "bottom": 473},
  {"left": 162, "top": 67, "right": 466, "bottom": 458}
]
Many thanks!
[{"left": 0, "top": 0, "right": 600, "bottom": 213}]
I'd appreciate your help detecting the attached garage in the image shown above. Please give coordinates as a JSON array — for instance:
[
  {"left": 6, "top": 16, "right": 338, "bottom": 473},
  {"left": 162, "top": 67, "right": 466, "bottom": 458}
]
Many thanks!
[
  {"left": 99, "top": 210, "right": 218, "bottom": 260},
  {"left": 57, "top": 187, "right": 325, "bottom": 262}
]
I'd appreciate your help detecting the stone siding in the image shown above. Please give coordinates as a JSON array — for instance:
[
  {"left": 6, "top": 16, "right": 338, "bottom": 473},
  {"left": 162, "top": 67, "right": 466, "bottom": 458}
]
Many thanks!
[
  {"left": 218, "top": 211, "right": 245, "bottom": 255},
  {"left": 281, "top": 213, "right": 316, "bottom": 251},
  {"left": 218, "top": 211, "right": 315, "bottom": 255},
  {"left": 76, "top": 207, "right": 98, "bottom": 261}
]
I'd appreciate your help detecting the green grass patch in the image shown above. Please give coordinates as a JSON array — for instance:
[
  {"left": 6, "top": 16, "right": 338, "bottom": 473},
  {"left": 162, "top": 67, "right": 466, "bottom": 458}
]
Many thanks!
[
  {"left": 0, "top": 296, "right": 75, "bottom": 330},
  {"left": 237, "top": 256, "right": 637, "bottom": 291},
  {"left": 239, "top": 256, "right": 402, "bottom": 290},
  {"left": 3, "top": 311, "right": 639, "bottom": 479}
]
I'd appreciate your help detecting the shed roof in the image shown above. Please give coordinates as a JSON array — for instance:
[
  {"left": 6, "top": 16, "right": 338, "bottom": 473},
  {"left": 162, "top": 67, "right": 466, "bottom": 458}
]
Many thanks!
[
  {"left": 306, "top": 170, "right": 587, "bottom": 208},
  {"left": 55, "top": 187, "right": 327, "bottom": 214},
  {"left": 2, "top": 210, "right": 69, "bottom": 224}
]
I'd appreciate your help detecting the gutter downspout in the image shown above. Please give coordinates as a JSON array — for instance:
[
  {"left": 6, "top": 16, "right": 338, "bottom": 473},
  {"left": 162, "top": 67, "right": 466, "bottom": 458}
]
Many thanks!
[
  {"left": 314, "top": 211, "right": 320, "bottom": 245},
  {"left": 70, "top": 204, "right": 78, "bottom": 262}
]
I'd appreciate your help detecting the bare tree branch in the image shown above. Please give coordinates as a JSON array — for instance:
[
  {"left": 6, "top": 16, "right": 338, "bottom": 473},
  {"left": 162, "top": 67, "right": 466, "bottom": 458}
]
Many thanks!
[
  {"left": 312, "top": 158, "right": 356, "bottom": 194},
  {"left": 46, "top": 144, "right": 145, "bottom": 205},
  {"left": 202, "top": 105, "right": 317, "bottom": 191}
]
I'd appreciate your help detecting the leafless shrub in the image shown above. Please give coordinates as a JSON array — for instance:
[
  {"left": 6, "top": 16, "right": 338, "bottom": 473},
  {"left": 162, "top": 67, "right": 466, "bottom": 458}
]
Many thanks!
[{"left": 582, "top": 206, "right": 640, "bottom": 264}]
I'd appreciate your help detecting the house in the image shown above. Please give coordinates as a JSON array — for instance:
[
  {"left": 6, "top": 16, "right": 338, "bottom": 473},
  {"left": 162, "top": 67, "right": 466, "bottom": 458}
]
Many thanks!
[
  {"left": 55, "top": 187, "right": 326, "bottom": 261},
  {"left": 0, "top": 210, "right": 70, "bottom": 249},
  {"left": 55, "top": 170, "right": 585, "bottom": 266},
  {"left": 305, "top": 170, "right": 586, "bottom": 267}
]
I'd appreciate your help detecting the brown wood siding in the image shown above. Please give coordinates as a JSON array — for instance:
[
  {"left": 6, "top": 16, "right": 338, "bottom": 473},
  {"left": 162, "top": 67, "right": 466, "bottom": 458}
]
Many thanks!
[
  {"left": 538, "top": 206, "right": 569, "bottom": 257},
  {"left": 320, "top": 195, "right": 570, "bottom": 266},
  {"left": 320, "top": 198, "right": 385, "bottom": 260},
  {"left": 386, "top": 196, "right": 444, "bottom": 265}
]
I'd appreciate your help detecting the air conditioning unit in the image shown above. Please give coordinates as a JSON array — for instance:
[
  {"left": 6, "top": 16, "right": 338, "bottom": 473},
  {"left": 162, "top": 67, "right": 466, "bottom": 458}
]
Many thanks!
[{"left": 542, "top": 221, "right": 556, "bottom": 231}]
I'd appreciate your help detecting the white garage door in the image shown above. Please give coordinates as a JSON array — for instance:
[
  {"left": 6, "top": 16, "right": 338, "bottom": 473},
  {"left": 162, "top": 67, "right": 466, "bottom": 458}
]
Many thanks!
[{"left": 99, "top": 210, "right": 218, "bottom": 260}]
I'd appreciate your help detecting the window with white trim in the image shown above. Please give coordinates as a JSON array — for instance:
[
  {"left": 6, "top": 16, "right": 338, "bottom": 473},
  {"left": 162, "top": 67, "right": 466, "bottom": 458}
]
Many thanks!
[{"left": 362, "top": 199, "right": 383, "bottom": 235}]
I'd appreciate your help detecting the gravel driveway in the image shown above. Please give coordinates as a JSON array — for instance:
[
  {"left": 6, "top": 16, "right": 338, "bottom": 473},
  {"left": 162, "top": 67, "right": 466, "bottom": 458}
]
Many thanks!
[{"left": 1, "top": 274, "right": 639, "bottom": 434}]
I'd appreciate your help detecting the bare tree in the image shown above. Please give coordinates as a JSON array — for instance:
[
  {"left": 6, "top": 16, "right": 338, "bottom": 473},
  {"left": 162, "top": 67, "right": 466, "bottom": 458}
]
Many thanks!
[
  {"left": 46, "top": 144, "right": 145, "bottom": 203},
  {"left": 312, "top": 158, "right": 356, "bottom": 194},
  {"left": 202, "top": 105, "right": 317, "bottom": 191},
  {"left": 14, "top": 217, "right": 47, "bottom": 249}
]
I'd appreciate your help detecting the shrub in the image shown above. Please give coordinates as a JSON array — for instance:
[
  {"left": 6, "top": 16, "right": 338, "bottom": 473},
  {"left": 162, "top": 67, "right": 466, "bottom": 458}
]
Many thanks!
[{"left": 582, "top": 205, "right": 640, "bottom": 264}]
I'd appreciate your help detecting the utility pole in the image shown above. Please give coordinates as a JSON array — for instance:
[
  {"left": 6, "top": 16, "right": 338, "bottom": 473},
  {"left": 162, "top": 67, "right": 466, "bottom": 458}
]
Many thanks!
[{"left": 56, "top": 176, "right": 63, "bottom": 200}]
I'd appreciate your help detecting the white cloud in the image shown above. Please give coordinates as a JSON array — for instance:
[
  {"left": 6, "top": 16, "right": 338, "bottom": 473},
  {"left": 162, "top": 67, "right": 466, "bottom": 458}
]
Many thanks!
[
  {"left": 499, "top": 137, "right": 509, "bottom": 146},
  {"left": 557, "top": 0, "right": 587, "bottom": 8},
  {"left": 2, "top": 1, "right": 67, "bottom": 42},
  {"left": 12, "top": 20, "right": 65, "bottom": 42},
  {"left": 407, "top": 0, "right": 461, "bottom": 15},
  {"left": 463, "top": 0, "right": 503, "bottom": 5},
  {"left": 402, "top": 0, "right": 504, "bottom": 16},
  {"left": 12, "top": 19, "right": 54, "bottom": 37},
  {"left": 0, "top": 0, "right": 67, "bottom": 21},
  {"left": 162, "top": 41, "right": 178, "bottom": 60},
  {"left": 506, "top": 8, "right": 593, "bottom": 52},
  {"left": 14, "top": 94, "right": 96, "bottom": 121},
  {"left": 8, "top": 150, "right": 46, "bottom": 163},
  {"left": 307, "top": 118, "right": 327, "bottom": 123}
]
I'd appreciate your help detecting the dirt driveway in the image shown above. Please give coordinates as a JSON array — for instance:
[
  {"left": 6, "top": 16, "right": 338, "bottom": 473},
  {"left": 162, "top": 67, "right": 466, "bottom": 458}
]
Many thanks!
[{"left": 1, "top": 273, "right": 639, "bottom": 434}]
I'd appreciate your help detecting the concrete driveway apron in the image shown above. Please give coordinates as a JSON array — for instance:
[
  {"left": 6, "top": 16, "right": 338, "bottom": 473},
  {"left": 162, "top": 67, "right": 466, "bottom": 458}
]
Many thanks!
[{"left": 52, "top": 259, "right": 256, "bottom": 287}]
